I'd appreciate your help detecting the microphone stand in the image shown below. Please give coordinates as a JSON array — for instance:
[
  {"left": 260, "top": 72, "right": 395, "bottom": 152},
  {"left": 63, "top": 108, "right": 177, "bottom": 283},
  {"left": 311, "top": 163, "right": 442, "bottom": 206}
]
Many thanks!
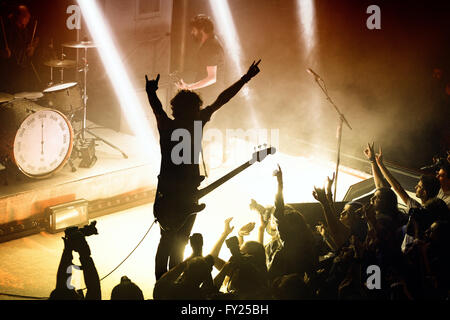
[{"left": 311, "top": 74, "right": 352, "bottom": 202}]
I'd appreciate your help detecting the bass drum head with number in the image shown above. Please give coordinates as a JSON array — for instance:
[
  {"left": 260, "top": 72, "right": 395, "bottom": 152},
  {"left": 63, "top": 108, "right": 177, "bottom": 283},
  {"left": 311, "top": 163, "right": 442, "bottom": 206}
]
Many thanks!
[
  {"left": 42, "top": 82, "right": 83, "bottom": 115},
  {"left": 0, "top": 99, "right": 73, "bottom": 178}
]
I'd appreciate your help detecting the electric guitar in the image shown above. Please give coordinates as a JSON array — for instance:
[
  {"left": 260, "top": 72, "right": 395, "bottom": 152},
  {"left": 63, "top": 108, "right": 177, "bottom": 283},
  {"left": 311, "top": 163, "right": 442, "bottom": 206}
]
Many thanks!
[{"left": 154, "top": 146, "right": 277, "bottom": 231}]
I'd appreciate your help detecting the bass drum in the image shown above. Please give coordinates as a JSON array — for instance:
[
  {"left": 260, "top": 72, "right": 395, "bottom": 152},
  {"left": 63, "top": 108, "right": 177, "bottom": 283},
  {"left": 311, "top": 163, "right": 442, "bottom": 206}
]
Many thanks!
[
  {"left": 42, "top": 82, "right": 83, "bottom": 115},
  {"left": 0, "top": 99, "right": 74, "bottom": 179}
]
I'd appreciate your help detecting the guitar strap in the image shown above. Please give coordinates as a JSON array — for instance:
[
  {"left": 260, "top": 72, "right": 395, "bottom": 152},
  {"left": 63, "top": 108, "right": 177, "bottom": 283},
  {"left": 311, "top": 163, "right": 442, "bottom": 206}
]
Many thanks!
[{"left": 200, "top": 142, "right": 208, "bottom": 178}]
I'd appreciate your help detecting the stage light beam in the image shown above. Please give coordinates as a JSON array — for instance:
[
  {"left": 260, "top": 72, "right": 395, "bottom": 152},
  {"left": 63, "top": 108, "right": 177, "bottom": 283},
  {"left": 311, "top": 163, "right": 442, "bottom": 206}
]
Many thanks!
[
  {"left": 208, "top": 0, "right": 259, "bottom": 127},
  {"left": 76, "top": 0, "right": 158, "bottom": 159},
  {"left": 208, "top": 0, "right": 243, "bottom": 76},
  {"left": 296, "top": 0, "right": 316, "bottom": 59}
]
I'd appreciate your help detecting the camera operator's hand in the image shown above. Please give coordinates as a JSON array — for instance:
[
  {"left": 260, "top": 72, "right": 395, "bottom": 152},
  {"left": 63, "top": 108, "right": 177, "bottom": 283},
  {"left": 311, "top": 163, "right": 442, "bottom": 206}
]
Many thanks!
[
  {"left": 70, "top": 231, "right": 91, "bottom": 258},
  {"left": 62, "top": 236, "right": 73, "bottom": 252}
]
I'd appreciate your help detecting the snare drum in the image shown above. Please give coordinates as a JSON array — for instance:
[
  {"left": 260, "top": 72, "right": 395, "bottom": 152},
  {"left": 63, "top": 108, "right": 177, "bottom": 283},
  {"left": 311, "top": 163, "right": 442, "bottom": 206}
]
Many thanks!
[
  {"left": 42, "top": 82, "right": 83, "bottom": 115},
  {"left": 0, "top": 99, "right": 74, "bottom": 178}
]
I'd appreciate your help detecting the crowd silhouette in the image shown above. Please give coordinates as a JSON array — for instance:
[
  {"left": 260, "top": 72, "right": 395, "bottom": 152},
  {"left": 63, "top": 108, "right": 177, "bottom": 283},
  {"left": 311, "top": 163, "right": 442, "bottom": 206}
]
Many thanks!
[{"left": 49, "top": 145, "right": 450, "bottom": 300}]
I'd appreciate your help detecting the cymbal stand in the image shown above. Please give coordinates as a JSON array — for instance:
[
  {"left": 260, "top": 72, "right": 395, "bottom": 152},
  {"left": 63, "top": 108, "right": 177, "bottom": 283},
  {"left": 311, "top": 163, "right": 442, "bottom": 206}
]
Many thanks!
[
  {"left": 59, "top": 53, "right": 66, "bottom": 84},
  {"left": 49, "top": 66, "right": 53, "bottom": 87}
]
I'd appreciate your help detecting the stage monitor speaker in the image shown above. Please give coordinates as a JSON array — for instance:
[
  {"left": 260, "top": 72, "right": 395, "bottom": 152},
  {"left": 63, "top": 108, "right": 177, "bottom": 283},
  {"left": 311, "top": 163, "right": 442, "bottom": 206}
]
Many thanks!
[{"left": 287, "top": 202, "right": 347, "bottom": 227}]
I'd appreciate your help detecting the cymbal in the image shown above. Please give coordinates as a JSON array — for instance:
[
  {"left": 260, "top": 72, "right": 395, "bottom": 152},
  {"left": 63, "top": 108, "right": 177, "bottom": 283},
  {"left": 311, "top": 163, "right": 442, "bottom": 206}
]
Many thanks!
[
  {"left": 14, "top": 92, "right": 44, "bottom": 100},
  {"left": 62, "top": 40, "right": 97, "bottom": 49},
  {"left": 0, "top": 92, "right": 14, "bottom": 103},
  {"left": 44, "top": 59, "right": 77, "bottom": 68}
]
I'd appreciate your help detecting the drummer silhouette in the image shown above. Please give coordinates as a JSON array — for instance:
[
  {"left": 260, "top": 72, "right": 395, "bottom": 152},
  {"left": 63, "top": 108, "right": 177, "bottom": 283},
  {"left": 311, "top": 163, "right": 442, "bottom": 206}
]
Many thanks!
[{"left": 0, "top": 4, "right": 41, "bottom": 93}]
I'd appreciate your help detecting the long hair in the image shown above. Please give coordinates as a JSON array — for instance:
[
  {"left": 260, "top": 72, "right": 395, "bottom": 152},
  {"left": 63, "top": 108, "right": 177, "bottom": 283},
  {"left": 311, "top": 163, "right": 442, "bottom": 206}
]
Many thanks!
[
  {"left": 278, "top": 206, "right": 315, "bottom": 248},
  {"left": 170, "top": 90, "right": 203, "bottom": 119}
]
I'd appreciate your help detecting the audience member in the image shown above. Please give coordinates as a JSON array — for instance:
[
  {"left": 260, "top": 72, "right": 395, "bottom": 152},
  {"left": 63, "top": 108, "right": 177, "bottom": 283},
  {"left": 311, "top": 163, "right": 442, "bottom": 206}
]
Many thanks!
[
  {"left": 111, "top": 276, "right": 144, "bottom": 300},
  {"left": 436, "top": 162, "right": 450, "bottom": 208},
  {"left": 49, "top": 223, "right": 101, "bottom": 300},
  {"left": 268, "top": 165, "right": 319, "bottom": 283}
]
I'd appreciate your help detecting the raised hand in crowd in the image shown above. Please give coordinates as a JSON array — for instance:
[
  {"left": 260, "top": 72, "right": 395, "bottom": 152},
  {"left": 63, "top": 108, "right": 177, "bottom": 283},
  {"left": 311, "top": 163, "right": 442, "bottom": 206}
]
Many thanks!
[
  {"left": 312, "top": 185, "right": 328, "bottom": 205},
  {"left": 364, "top": 142, "right": 376, "bottom": 162},
  {"left": 326, "top": 172, "right": 335, "bottom": 203},
  {"left": 189, "top": 233, "right": 204, "bottom": 258},
  {"left": 238, "top": 222, "right": 256, "bottom": 246},
  {"left": 210, "top": 217, "right": 235, "bottom": 270},
  {"left": 364, "top": 142, "right": 388, "bottom": 189}
]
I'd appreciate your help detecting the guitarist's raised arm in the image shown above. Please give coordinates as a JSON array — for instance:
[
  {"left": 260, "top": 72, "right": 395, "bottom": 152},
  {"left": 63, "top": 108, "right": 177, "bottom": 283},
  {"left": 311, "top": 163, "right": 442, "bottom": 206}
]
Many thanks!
[
  {"left": 145, "top": 74, "right": 169, "bottom": 123},
  {"left": 204, "top": 60, "right": 261, "bottom": 117}
]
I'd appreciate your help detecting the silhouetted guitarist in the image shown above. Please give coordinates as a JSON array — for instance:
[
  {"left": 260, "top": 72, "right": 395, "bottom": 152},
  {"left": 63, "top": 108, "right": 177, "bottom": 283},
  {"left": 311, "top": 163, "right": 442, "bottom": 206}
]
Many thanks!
[{"left": 146, "top": 60, "right": 261, "bottom": 280}]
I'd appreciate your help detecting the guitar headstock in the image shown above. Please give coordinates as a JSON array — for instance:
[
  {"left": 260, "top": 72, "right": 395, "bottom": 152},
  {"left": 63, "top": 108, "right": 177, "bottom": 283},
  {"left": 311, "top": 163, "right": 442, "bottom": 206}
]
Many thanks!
[
  {"left": 169, "top": 71, "right": 182, "bottom": 83},
  {"left": 251, "top": 145, "right": 277, "bottom": 163}
]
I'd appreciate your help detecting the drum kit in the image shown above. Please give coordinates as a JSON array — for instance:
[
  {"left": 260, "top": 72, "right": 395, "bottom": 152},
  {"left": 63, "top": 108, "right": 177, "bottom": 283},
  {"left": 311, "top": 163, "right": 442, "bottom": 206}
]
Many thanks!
[{"left": 0, "top": 40, "right": 127, "bottom": 183}]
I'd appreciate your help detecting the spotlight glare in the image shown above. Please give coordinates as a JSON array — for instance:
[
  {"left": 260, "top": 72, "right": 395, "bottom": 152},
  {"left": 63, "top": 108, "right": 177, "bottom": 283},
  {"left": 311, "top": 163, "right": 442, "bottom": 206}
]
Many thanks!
[
  {"left": 77, "top": 0, "right": 158, "bottom": 158},
  {"left": 208, "top": 0, "right": 243, "bottom": 76},
  {"left": 208, "top": 0, "right": 258, "bottom": 125},
  {"left": 297, "top": 0, "right": 316, "bottom": 57}
]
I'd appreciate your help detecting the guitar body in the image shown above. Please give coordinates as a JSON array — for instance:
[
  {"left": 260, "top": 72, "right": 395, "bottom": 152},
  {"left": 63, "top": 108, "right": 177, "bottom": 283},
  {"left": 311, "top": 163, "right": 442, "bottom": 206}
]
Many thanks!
[
  {"left": 153, "top": 147, "right": 276, "bottom": 232},
  {"left": 153, "top": 175, "right": 205, "bottom": 232}
]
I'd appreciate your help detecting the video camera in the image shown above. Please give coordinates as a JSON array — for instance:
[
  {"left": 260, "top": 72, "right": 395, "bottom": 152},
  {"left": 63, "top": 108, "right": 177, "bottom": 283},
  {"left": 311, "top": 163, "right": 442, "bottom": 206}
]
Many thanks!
[{"left": 65, "top": 221, "right": 98, "bottom": 240}]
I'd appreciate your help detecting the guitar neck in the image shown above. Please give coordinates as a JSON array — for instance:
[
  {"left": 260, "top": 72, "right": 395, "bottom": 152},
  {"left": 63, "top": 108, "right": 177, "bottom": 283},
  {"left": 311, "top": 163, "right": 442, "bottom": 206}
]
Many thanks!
[{"left": 197, "top": 161, "right": 253, "bottom": 199}]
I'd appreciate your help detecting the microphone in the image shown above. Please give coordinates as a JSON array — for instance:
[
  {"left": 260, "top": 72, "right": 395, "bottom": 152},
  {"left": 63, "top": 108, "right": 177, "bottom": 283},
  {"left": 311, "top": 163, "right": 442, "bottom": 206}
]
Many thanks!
[{"left": 306, "top": 68, "right": 322, "bottom": 80}]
